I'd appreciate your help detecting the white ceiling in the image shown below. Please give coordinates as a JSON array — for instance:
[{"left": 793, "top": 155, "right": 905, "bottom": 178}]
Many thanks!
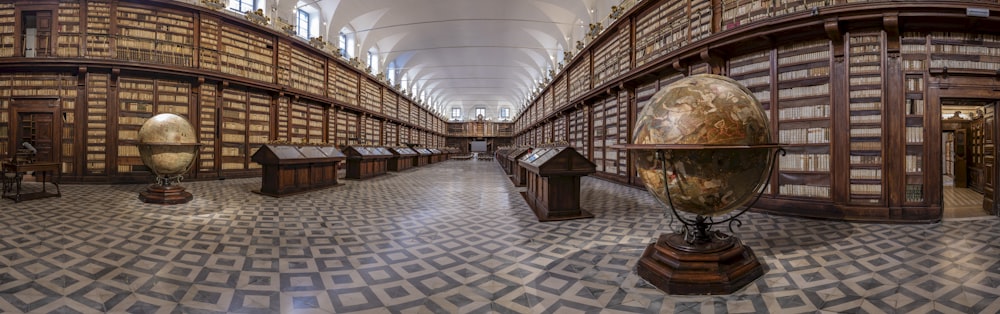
[{"left": 269, "top": 0, "right": 622, "bottom": 119}]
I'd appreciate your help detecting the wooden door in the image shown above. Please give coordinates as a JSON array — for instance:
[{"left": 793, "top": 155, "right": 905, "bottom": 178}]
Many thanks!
[
  {"left": 18, "top": 112, "right": 55, "bottom": 162},
  {"left": 985, "top": 103, "right": 997, "bottom": 215}
]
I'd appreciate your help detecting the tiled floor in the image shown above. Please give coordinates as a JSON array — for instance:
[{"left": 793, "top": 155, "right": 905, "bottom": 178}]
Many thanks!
[
  {"left": 943, "top": 186, "right": 989, "bottom": 220},
  {"left": 1, "top": 160, "right": 1000, "bottom": 313}
]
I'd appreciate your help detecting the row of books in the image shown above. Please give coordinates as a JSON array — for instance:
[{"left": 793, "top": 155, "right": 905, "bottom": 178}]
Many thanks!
[
  {"left": 849, "top": 65, "right": 880, "bottom": 75},
  {"left": 849, "top": 89, "right": 882, "bottom": 99},
  {"left": 930, "top": 32, "right": 1000, "bottom": 43},
  {"left": 929, "top": 59, "right": 1000, "bottom": 71},
  {"left": 778, "top": 83, "right": 829, "bottom": 99},
  {"left": 906, "top": 99, "right": 925, "bottom": 115},
  {"left": 849, "top": 141, "right": 881, "bottom": 151},
  {"left": 850, "top": 184, "right": 882, "bottom": 195},
  {"left": 778, "top": 50, "right": 830, "bottom": 65},
  {"left": 906, "top": 155, "right": 923, "bottom": 173},
  {"left": 850, "top": 168, "right": 882, "bottom": 180},
  {"left": 778, "top": 104, "right": 829, "bottom": 121},
  {"left": 117, "top": 145, "right": 141, "bottom": 157},
  {"left": 905, "top": 184, "right": 923, "bottom": 203},
  {"left": 901, "top": 44, "right": 927, "bottom": 54},
  {"left": 119, "top": 116, "right": 148, "bottom": 126},
  {"left": 906, "top": 127, "right": 924, "bottom": 143},
  {"left": 903, "top": 59, "right": 926, "bottom": 71},
  {"left": 779, "top": 184, "right": 831, "bottom": 198},
  {"left": 850, "top": 127, "right": 881, "bottom": 138},
  {"left": 934, "top": 44, "right": 1000, "bottom": 56},
  {"left": 850, "top": 154, "right": 882, "bottom": 166},
  {"left": 778, "top": 67, "right": 829, "bottom": 82},
  {"left": 778, "top": 127, "right": 830, "bottom": 144},
  {"left": 780, "top": 153, "right": 830, "bottom": 172},
  {"left": 850, "top": 101, "right": 881, "bottom": 111},
  {"left": 850, "top": 77, "right": 882, "bottom": 88}
]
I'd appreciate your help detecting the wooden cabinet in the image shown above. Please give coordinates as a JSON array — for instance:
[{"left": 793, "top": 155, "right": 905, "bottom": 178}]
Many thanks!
[
  {"left": 413, "top": 148, "right": 432, "bottom": 167},
  {"left": 386, "top": 147, "right": 417, "bottom": 172},
  {"left": 507, "top": 147, "right": 531, "bottom": 186},
  {"left": 250, "top": 144, "right": 345, "bottom": 197},
  {"left": 518, "top": 146, "right": 596, "bottom": 221},
  {"left": 344, "top": 146, "right": 391, "bottom": 179}
]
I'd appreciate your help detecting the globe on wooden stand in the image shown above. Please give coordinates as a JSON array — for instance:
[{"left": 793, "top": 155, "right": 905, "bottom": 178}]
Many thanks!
[
  {"left": 623, "top": 74, "right": 783, "bottom": 295},
  {"left": 137, "top": 113, "right": 202, "bottom": 204}
]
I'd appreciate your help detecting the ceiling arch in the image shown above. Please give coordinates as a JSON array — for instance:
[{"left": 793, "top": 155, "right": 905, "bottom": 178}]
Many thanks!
[{"left": 280, "top": 0, "right": 622, "bottom": 119}]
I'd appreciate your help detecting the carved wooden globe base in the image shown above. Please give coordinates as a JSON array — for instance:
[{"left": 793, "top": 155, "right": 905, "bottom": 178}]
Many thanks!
[
  {"left": 139, "top": 184, "right": 194, "bottom": 204},
  {"left": 636, "top": 232, "right": 764, "bottom": 295}
]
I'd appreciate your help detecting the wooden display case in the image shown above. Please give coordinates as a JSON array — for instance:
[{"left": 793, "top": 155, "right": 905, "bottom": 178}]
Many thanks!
[
  {"left": 344, "top": 146, "right": 391, "bottom": 179},
  {"left": 508, "top": 146, "right": 532, "bottom": 186},
  {"left": 413, "top": 147, "right": 432, "bottom": 167},
  {"left": 428, "top": 148, "right": 444, "bottom": 163},
  {"left": 518, "top": 146, "right": 596, "bottom": 221},
  {"left": 251, "top": 144, "right": 345, "bottom": 197},
  {"left": 386, "top": 147, "right": 417, "bottom": 172}
]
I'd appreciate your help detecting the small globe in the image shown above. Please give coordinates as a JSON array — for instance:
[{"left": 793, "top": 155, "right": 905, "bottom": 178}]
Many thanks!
[
  {"left": 137, "top": 113, "right": 200, "bottom": 178},
  {"left": 633, "top": 74, "right": 772, "bottom": 216}
]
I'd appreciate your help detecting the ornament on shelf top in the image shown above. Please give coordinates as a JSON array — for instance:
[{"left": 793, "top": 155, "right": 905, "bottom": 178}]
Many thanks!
[{"left": 245, "top": 9, "right": 269, "bottom": 26}]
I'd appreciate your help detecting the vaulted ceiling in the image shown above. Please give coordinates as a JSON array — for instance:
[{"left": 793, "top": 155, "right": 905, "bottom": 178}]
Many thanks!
[{"left": 272, "top": 0, "right": 622, "bottom": 120}]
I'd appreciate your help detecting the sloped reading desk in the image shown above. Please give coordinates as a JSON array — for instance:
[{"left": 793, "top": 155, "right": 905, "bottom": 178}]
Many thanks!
[
  {"left": 518, "top": 146, "right": 596, "bottom": 221},
  {"left": 414, "top": 148, "right": 433, "bottom": 167},
  {"left": 251, "top": 144, "right": 345, "bottom": 197},
  {"left": 344, "top": 146, "right": 392, "bottom": 179},
  {"left": 507, "top": 146, "right": 532, "bottom": 186},
  {"left": 387, "top": 147, "right": 418, "bottom": 172}
]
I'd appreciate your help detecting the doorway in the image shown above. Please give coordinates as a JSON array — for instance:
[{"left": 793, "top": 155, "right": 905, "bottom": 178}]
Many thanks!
[{"left": 941, "top": 100, "right": 993, "bottom": 219}]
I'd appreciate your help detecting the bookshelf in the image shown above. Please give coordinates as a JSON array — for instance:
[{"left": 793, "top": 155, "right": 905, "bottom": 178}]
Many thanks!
[
  {"left": 247, "top": 91, "right": 270, "bottom": 166},
  {"left": 721, "top": 0, "right": 770, "bottom": 31},
  {"left": 847, "top": 31, "right": 884, "bottom": 205},
  {"left": 332, "top": 62, "right": 359, "bottom": 107},
  {"left": 307, "top": 102, "right": 324, "bottom": 144},
  {"left": 57, "top": 1, "right": 82, "bottom": 57},
  {"left": 0, "top": 77, "right": 7, "bottom": 159},
  {"left": 928, "top": 32, "right": 1000, "bottom": 72},
  {"left": 276, "top": 96, "right": 289, "bottom": 140},
  {"left": 384, "top": 94, "right": 398, "bottom": 121},
  {"left": 115, "top": 6, "right": 195, "bottom": 67},
  {"left": 385, "top": 122, "right": 398, "bottom": 146},
  {"left": 635, "top": 0, "right": 688, "bottom": 67},
  {"left": 399, "top": 125, "right": 410, "bottom": 146},
  {"left": 903, "top": 32, "right": 926, "bottom": 203},
  {"left": 198, "top": 83, "right": 217, "bottom": 174},
  {"left": 554, "top": 76, "right": 567, "bottom": 113},
  {"left": 689, "top": 0, "right": 712, "bottom": 43},
  {"left": 116, "top": 78, "right": 155, "bottom": 174},
  {"left": 85, "top": 0, "right": 112, "bottom": 58},
  {"left": 361, "top": 79, "right": 381, "bottom": 114},
  {"left": 219, "top": 22, "right": 273, "bottom": 83},
  {"left": 554, "top": 115, "right": 566, "bottom": 143},
  {"left": 59, "top": 75, "right": 76, "bottom": 174},
  {"left": 199, "top": 17, "right": 221, "bottom": 71},
  {"left": 289, "top": 100, "right": 309, "bottom": 142},
  {"left": 969, "top": 117, "right": 985, "bottom": 193},
  {"left": 569, "top": 107, "right": 588, "bottom": 158},
  {"left": 336, "top": 109, "right": 359, "bottom": 146},
  {"left": 399, "top": 99, "right": 411, "bottom": 125},
  {"left": 0, "top": 3, "right": 13, "bottom": 57},
  {"left": 775, "top": 39, "right": 832, "bottom": 200},
  {"left": 364, "top": 116, "right": 379, "bottom": 145},
  {"left": 592, "top": 25, "right": 630, "bottom": 88},
  {"left": 278, "top": 43, "right": 325, "bottom": 96},
  {"left": 87, "top": 73, "right": 109, "bottom": 174},
  {"left": 220, "top": 88, "right": 249, "bottom": 171},
  {"left": 729, "top": 49, "right": 772, "bottom": 121},
  {"left": 569, "top": 55, "right": 591, "bottom": 101}
]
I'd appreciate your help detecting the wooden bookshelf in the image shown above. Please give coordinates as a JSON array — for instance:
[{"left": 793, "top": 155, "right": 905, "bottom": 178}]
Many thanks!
[
  {"left": 364, "top": 116, "right": 379, "bottom": 145},
  {"left": 220, "top": 88, "right": 249, "bottom": 171},
  {"left": 399, "top": 125, "right": 410, "bottom": 146},
  {"left": 336, "top": 109, "right": 359, "bottom": 146},
  {"left": 57, "top": 1, "right": 82, "bottom": 57},
  {"left": 569, "top": 107, "right": 588, "bottom": 158},
  {"left": 928, "top": 32, "right": 1000, "bottom": 72},
  {"left": 289, "top": 99, "right": 309, "bottom": 143},
  {"left": 85, "top": 0, "right": 112, "bottom": 58},
  {"left": 399, "top": 99, "right": 411, "bottom": 125},
  {"left": 384, "top": 93, "right": 398, "bottom": 121},
  {"left": 58, "top": 75, "right": 76, "bottom": 174},
  {"left": 116, "top": 78, "right": 155, "bottom": 174},
  {"left": 0, "top": 3, "right": 15, "bottom": 57},
  {"left": 593, "top": 25, "right": 630, "bottom": 88},
  {"left": 199, "top": 17, "right": 221, "bottom": 72},
  {"left": 847, "top": 31, "right": 884, "bottom": 205},
  {"left": 569, "top": 55, "right": 591, "bottom": 101},
  {"left": 307, "top": 101, "right": 324, "bottom": 144},
  {"left": 721, "top": 0, "right": 771, "bottom": 31},
  {"left": 969, "top": 117, "right": 985, "bottom": 193},
  {"left": 775, "top": 38, "right": 832, "bottom": 200},
  {"left": 246, "top": 91, "right": 270, "bottom": 166},
  {"left": 198, "top": 83, "right": 218, "bottom": 175},
  {"left": 276, "top": 96, "right": 289, "bottom": 140},
  {"left": 219, "top": 22, "right": 273, "bottom": 83},
  {"left": 115, "top": 6, "right": 195, "bottom": 67},
  {"left": 385, "top": 122, "right": 398, "bottom": 146},
  {"left": 360, "top": 79, "right": 381, "bottom": 114},
  {"left": 689, "top": 0, "right": 712, "bottom": 43},
  {"left": 0, "top": 76, "right": 8, "bottom": 159},
  {"left": 332, "top": 62, "right": 359, "bottom": 107},
  {"left": 729, "top": 49, "right": 772, "bottom": 121},
  {"left": 277, "top": 42, "right": 325, "bottom": 96},
  {"left": 87, "top": 73, "right": 109, "bottom": 174},
  {"left": 553, "top": 115, "right": 566, "bottom": 143},
  {"left": 635, "top": 0, "right": 689, "bottom": 67}
]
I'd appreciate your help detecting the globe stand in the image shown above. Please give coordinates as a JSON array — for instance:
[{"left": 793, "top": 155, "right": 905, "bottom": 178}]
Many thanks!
[
  {"left": 139, "top": 176, "right": 193, "bottom": 204},
  {"left": 628, "top": 146, "right": 783, "bottom": 295}
]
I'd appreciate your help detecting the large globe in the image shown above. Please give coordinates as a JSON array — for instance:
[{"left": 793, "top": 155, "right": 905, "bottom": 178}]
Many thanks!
[
  {"left": 633, "top": 74, "right": 772, "bottom": 216},
  {"left": 137, "top": 113, "right": 199, "bottom": 178}
]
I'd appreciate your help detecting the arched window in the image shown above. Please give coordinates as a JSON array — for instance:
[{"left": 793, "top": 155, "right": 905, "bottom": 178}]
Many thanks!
[
  {"left": 338, "top": 32, "right": 348, "bottom": 57},
  {"left": 339, "top": 27, "right": 354, "bottom": 58},
  {"left": 387, "top": 60, "right": 398, "bottom": 84}
]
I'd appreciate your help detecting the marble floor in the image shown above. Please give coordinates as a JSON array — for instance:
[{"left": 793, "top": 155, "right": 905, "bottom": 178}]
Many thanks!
[{"left": 1, "top": 160, "right": 999, "bottom": 313}]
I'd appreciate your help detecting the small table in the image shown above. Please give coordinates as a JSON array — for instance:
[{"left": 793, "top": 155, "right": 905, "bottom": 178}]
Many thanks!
[{"left": 2, "top": 162, "right": 61, "bottom": 203}]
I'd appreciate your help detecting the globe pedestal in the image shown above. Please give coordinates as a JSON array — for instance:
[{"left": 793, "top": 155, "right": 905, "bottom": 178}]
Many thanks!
[
  {"left": 139, "top": 184, "right": 193, "bottom": 205},
  {"left": 636, "top": 232, "right": 764, "bottom": 295}
]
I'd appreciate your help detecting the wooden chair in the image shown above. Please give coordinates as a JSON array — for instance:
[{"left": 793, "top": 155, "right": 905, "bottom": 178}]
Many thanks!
[{"left": 2, "top": 149, "right": 34, "bottom": 194}]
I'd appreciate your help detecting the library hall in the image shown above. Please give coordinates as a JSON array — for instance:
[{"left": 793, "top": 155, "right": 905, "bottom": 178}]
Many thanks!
[{"left": 2, "top": 0, "right": 1000, "bottom": 313}]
